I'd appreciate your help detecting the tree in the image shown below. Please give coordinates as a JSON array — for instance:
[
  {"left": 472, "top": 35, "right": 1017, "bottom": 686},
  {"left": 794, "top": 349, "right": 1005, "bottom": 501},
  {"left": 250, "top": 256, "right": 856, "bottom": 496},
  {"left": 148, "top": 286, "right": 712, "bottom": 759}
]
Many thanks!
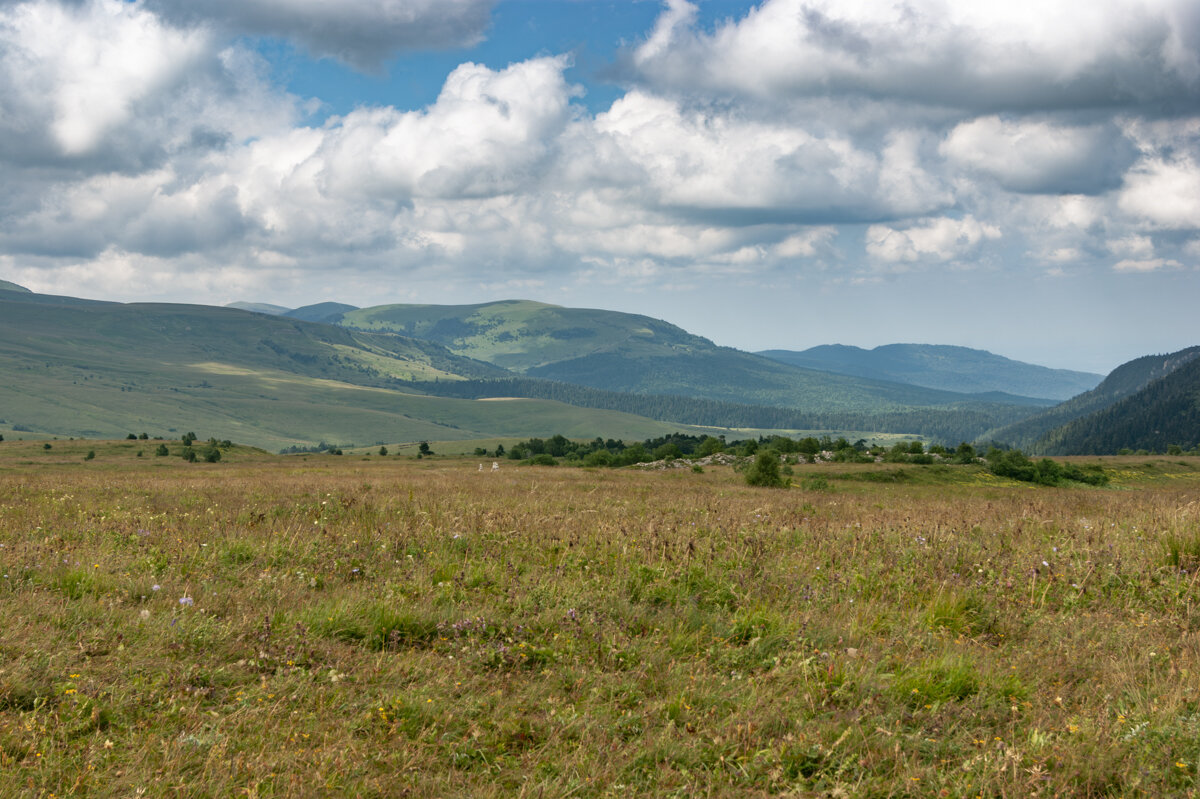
[
  {"left": 182, "top": 432, "right": 197, "bottom": 446},
  {"left": 418, "top": 442, "right": 432, "bottom": 457},
  {"left": 379, "top": 446, "right": 389, "bottom": 456},
  {"left": 155, "top": 444, "right": 169, "bottom": 456}
]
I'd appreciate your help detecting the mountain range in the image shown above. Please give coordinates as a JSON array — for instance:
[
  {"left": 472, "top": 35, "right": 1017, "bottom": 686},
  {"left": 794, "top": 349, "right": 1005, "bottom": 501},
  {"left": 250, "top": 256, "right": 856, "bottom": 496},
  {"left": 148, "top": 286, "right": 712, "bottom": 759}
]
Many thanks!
[
  {"left": 0, "top": 280, "right": 1192, "bottom": 453},
  {"left": 758, "top": 344, "right": 1101, "bottom": 400}
]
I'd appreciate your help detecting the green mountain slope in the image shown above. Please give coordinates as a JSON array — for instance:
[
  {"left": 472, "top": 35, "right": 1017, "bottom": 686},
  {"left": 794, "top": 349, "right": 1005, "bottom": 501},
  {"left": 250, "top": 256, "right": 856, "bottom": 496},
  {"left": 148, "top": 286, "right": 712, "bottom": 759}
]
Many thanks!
[
  {"left": 1033, "top": 355, "right": 1200, "bottom": 454},
  {"left": 338, "top": 300, "right": 1052, "bottom": 414},
  {"left": 758, "top": 344, "right": 1101, "bottom": 400},
  {"left": 0, "top": 292, "right": 685, "bottom": 450},
  {"left": 986, "top": 346, "right": 1200, "bottom": 451},
  {"left": 0, "top": 280, "right": 31, "bottom": 293}
]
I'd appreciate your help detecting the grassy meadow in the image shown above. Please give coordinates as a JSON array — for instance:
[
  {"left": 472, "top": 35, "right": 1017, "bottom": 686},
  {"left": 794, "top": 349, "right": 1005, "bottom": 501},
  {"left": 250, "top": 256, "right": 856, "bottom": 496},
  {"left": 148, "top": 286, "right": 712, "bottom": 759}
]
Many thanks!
[{"left": 2, "top": 441, "right": 1200, "bottom": 796}]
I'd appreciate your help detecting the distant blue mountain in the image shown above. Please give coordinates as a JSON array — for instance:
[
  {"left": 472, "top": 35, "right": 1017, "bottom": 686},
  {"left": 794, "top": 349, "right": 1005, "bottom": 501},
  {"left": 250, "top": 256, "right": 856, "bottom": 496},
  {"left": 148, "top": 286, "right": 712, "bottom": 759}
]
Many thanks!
[
  {"left": 758, "top": 343, "right": 1102, "bottom": 401},
  {"left": 226, "top": 301, "right": 290, "bottom": 315}
]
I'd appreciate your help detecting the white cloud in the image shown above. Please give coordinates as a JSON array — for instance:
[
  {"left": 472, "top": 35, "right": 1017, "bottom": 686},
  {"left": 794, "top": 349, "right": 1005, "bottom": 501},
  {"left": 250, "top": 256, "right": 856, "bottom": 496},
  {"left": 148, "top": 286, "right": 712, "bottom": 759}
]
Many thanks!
[
  {"left": 578, "top": 91, "right": 950, "bottom": 224},
  {"left": 1113, "top": 258, "right": 1183, "bottom": 272},
  {"left": 1107, "top": 235, "right": 1155, "bottom": 259},
  {"left": 1118, "top": 156, "right": 1200, "bottom": 229},
  {"left": 312, "top": 57, "right": 579, "bottom": 201},
  {"left": 866, "top": 216, "right": 1001, "bottom": 263},
  {"left": 0, "top": 0, "right": 209, "bottom": 157}
]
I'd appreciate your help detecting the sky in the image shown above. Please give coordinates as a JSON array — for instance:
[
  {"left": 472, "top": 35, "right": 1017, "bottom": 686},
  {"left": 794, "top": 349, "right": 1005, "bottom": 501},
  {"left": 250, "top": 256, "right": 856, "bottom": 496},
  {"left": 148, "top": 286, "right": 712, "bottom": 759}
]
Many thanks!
[{"left": 1, "top": 0, "right": 1198, "bottom": 373}]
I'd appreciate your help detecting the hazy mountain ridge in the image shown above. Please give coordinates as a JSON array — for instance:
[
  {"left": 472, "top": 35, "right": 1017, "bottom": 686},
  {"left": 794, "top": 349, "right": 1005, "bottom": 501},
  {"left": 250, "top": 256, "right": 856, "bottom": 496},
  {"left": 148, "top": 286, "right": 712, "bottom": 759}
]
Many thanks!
[
  {"left": 226, "top": 301, "right": 290, "bottom": 315},
  {"left": 986, "top": 346, "right": 1200, "bottom": 452},
  {"left": 0, "top": 280, "right": 31, "bottom": 293},
  {"left": 759, "top": 343, "right": 1102, "bottom": 400}
]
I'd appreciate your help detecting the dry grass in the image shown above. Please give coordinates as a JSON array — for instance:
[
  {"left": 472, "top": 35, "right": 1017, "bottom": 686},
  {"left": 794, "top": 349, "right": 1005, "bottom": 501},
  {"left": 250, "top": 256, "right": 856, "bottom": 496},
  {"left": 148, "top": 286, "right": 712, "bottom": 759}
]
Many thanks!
[{"left": 1, "top": 443, "right": 1199, "bottom": 796}]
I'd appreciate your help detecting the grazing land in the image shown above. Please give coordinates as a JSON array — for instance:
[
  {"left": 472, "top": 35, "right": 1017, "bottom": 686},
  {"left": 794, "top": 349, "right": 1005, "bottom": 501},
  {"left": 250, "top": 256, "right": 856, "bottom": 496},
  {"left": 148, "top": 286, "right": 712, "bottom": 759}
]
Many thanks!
[{"left": 2, "top": 442, "right": 1200, "bottom": 796}]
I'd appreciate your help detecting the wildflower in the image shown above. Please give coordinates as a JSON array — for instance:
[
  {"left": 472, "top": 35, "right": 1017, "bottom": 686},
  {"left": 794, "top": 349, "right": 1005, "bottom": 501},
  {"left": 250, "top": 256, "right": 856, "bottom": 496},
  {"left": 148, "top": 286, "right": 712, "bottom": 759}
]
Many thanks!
[
  {"left": 151, "top": 584, "right": 161, "bottom": 592},
  {"left": 179, "top": 596, "right": 194, "bottom": 606}
]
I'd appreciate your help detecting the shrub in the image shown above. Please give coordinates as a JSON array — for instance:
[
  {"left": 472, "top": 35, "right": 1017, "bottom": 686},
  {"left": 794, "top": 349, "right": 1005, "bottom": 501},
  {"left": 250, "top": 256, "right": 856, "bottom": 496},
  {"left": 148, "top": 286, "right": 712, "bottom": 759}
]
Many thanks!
[
  {"left": 155, "top": 444, "right": 169, "bottom": 456},
  {"left": 745, "top": 452, "right": 788, "bottom": 488}
]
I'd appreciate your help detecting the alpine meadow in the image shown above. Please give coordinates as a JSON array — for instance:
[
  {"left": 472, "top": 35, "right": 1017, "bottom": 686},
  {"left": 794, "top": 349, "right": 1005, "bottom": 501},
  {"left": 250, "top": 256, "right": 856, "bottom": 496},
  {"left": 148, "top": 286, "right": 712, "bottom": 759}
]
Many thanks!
[{"left": 2, "top": 0, "right": 1200, "bottom": 797}]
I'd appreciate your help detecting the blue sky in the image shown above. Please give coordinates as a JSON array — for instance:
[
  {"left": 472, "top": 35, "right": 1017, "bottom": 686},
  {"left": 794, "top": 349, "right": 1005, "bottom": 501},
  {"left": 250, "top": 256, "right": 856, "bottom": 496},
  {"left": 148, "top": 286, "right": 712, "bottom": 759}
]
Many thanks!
[{"left": 0, "top": 0, "right": 1198, "bottom": 372}]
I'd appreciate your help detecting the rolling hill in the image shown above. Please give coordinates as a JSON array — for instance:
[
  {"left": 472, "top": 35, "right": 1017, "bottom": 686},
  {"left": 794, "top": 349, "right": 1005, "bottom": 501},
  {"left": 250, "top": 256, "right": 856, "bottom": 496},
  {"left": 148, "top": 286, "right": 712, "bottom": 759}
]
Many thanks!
[
  {"left": 0, "top": 289, "right": 691, "bottom": 450},
  {"left": 335, "top": 300, "right": 1054, "bottom": 414},
  {"left": 758, "top": 344, "right": 1101, "bottom": 400},
  {"left": 985, "top": 346, "right": 1200, "bottom": 452}
]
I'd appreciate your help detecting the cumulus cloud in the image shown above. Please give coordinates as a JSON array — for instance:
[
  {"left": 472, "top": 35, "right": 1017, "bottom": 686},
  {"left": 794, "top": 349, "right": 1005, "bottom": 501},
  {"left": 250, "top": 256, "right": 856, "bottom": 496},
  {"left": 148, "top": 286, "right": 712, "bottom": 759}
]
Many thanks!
[
  {"left": 942, "top": 117, "right": 1134, "bottom": 195},
  {"left": 0, "top": 0, "right": 299, "bottom": 174},
  {"left": 866, "top": 216, "right": 1001, "bottom": 264},
  {"left": 630, "top": 0, "right": 1200, "bottom": 113},
  {"left": 146, "top": 0, "right": 494, "bottom": 71},
  {"left": 0, "top": 0, "right": 208, "bottom": 160},
  {"left": 1118, "top": 156, "right": 1200, "bottom": 229},
  {"left": 312, "top": 57, "right": 579, "bottom": 201},
  {"left": 574, "top": 91, "right": 950, "bottom": 225}
]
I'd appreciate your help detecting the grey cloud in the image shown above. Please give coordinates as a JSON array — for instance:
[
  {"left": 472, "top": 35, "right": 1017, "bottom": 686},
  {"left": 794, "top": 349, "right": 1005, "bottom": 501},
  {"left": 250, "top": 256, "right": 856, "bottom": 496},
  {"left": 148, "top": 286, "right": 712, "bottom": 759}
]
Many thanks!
[
  {"left": 146, "top": 0, "right": 495, "bottom": 71},
  {"left": 942, "top": 118, "right": 1139, "bottom": 195},
  {"left": 630, "top": 0, "right": 1200, "bottom": 115}
]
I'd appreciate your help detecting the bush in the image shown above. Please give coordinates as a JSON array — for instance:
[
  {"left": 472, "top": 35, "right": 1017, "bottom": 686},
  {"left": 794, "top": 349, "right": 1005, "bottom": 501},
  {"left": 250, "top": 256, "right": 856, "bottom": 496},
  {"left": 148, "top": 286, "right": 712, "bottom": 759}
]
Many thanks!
[
  {"left": 528, "top": 453, "right": 557, "bottom": 466},
  {"left": 745, "top": 452, "right": 788, "bottom": 488},
  {"left": 155, "top": 444, "right": 169, "bottom": 456}
]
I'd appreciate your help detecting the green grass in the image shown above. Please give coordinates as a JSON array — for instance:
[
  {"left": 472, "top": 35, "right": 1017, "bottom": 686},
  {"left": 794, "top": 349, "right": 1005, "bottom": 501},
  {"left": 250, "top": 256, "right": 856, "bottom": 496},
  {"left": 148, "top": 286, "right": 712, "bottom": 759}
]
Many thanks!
[{"left": 2, "top": 450, "right": 1200, "bottom": 795}]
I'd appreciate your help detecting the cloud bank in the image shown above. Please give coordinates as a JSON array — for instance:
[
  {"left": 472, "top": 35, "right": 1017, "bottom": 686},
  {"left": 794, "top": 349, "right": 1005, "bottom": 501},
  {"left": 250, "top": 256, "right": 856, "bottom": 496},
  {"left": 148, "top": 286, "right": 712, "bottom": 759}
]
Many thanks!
[{"left": 0, "top": 0, "right": 1196, "bottom": 327}]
